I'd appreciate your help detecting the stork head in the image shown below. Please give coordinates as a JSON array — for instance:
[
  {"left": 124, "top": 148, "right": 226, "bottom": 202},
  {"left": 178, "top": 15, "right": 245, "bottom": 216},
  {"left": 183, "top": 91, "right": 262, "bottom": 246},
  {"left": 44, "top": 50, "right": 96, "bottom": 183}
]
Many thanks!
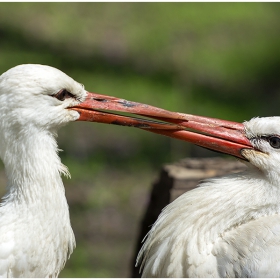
[
  {"left": 241, "top": 117, "right": 280, "bottom": 180},
  {"left": 0, "top": 64, "right": 86, "bottom": 132}
]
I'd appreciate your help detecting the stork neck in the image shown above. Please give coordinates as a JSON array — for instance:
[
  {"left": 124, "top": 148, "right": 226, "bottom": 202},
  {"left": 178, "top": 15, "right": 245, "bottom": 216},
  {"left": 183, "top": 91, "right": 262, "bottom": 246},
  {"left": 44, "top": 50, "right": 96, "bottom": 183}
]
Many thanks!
[
  {"left": 0, "top": 127, "right": 75, "bottom": 277},
  {"left": 1, "top": 129, "right": 67, "bottom": 204}
]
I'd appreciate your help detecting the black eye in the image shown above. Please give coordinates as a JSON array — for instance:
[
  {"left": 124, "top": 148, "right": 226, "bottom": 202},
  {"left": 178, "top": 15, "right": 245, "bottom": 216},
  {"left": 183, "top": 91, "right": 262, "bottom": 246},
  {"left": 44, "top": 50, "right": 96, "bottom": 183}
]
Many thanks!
[
  {"left": 268, "top": 136, "right": 280, "bottom": 149},
  {"left": 52, "top": 89, "right": 74, "bottom": 101}
]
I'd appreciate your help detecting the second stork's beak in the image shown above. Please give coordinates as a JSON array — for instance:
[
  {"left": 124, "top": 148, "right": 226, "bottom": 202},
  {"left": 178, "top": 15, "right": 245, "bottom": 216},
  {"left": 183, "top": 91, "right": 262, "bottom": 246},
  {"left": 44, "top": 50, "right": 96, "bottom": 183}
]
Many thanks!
[{"left": 70, "top": 92, "right": 253, "bottom": 160}]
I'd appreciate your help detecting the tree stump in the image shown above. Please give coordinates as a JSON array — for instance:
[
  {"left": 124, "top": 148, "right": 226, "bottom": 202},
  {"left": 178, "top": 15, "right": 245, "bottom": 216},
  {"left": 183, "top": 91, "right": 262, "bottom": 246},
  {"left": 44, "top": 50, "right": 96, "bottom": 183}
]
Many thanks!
[{"left": 131, "top": 157, "right": 245, "bottom": 277}]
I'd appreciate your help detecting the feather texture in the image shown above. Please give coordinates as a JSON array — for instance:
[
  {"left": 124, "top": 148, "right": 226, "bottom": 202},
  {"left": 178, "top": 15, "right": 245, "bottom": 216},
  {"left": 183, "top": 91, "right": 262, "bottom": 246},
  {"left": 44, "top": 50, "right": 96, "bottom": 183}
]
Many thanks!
[{"left": 138, "top": 117, "right": 280, "bottom": 277}]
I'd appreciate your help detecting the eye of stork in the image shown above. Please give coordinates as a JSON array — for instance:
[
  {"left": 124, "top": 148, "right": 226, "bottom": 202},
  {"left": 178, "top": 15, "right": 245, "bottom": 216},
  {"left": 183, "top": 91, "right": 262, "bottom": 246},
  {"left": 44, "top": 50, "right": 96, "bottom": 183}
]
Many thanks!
[
  {"left": 268, "top": 136, "right": 280, "bottom": 149},
  {"left": 261, "top": 136, "right": 280, "bottom": 149},
  {"left": 52, "top": 89, "right": 75, "bottom": 101}
]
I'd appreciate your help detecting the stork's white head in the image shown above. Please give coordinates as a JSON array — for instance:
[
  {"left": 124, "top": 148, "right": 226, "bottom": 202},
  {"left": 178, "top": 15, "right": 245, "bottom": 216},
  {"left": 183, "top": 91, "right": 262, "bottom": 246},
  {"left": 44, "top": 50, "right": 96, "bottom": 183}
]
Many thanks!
[
  {"left": 0, "top": 64, "right": 86, "bottom": 131},
  {"left": 242, "top": 117, "right": 280, "bottom": 183}
]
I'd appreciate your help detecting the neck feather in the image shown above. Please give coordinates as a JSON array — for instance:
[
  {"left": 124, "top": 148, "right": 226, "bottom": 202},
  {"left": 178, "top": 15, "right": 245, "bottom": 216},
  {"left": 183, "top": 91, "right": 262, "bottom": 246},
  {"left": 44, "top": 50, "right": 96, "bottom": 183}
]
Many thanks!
[
  {"left": 1, "top": 129, "right": 69, "bottom": 204},
  {"left": 0, "top": 129, "right": 75, "bottom": 277}
]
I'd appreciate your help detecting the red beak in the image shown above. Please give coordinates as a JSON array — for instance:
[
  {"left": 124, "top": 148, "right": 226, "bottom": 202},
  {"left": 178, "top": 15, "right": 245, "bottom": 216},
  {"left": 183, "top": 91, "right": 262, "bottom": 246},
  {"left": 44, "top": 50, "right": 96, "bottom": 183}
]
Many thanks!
[{"left": 70, "top": 92, "right": 253, "bottom": 160}]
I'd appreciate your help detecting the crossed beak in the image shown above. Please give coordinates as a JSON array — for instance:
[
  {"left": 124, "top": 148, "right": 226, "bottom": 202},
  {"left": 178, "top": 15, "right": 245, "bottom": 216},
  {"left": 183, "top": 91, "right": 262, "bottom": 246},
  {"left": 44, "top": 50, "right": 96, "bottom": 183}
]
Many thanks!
[{"left": 70, "top": 92, "right": 253, "bottom": 160}]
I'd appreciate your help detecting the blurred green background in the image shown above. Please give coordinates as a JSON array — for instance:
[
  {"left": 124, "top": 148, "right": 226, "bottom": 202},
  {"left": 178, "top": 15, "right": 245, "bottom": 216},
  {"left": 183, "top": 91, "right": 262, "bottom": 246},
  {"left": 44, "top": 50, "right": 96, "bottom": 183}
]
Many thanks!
[{"left": 0, "top": 2, "right": 280, "bottom": 277}]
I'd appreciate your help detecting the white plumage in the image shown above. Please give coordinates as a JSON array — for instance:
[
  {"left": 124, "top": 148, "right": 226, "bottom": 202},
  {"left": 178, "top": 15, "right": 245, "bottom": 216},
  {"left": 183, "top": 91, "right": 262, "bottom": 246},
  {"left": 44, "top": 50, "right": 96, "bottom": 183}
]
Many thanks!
[
  {"left": 137, "top": 117, "right": 280, "bottom": 277},
  {"left": 0, "top": 64, "right": 85, "bottom": 277}
]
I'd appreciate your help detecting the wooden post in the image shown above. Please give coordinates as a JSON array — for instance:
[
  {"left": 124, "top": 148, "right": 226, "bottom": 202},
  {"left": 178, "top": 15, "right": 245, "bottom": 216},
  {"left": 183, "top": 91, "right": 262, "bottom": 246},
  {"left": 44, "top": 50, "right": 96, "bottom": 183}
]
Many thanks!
[{"left": 131, "top": 157, "right": 245, "bottom": 277}]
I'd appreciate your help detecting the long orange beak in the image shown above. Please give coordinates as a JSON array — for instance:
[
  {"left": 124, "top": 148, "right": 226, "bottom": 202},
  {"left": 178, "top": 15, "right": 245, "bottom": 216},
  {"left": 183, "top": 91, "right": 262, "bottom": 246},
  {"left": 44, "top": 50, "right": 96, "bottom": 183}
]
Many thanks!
[{"left": 70, "top": 92, "right": 253, "bottom": 160}]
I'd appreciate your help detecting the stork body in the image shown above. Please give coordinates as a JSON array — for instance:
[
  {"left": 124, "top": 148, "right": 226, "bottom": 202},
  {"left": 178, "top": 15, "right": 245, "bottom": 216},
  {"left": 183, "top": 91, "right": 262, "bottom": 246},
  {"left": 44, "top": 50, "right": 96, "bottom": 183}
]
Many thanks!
[
  {"left": 138, "top": 118, "right": 280, "bottom": 277},
  {"left": 138, "top": 169, "right": 280, "bottom": 277},
  {"left": 0, "top": 65, "right": 84, "bottom": 277},
  {"left": 0, "top": 134, "right": 75, "bottom": 277}
]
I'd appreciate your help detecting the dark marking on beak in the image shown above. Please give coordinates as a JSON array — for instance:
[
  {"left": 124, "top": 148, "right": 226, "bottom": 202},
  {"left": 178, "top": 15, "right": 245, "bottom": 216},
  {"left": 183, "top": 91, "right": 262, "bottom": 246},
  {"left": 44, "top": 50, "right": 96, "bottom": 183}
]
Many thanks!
[
  {"left": 93, "top": 98, "right": 108, "bottom": 102},
  {"left": 118, "top": 100, "right": 136, "bottom": 108},
  {"left": 111, "top": 120, "right": 151, "bottom": 128}
]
